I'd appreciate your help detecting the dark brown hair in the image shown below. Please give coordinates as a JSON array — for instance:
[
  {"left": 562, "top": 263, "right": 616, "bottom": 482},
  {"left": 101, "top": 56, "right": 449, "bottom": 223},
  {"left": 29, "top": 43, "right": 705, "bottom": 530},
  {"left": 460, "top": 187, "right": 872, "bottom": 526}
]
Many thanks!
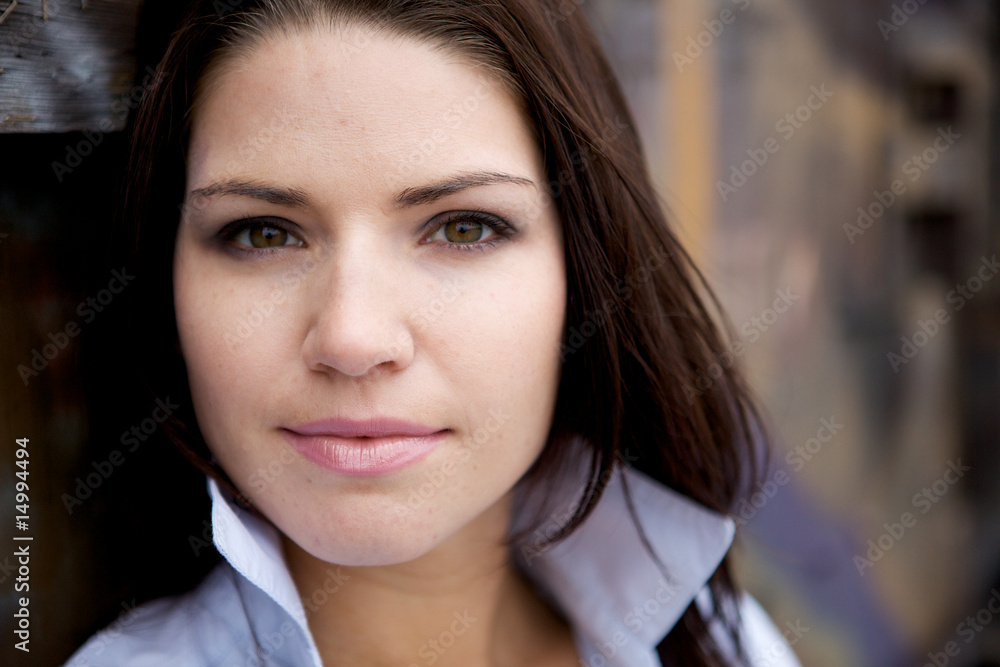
[{"left": 124, "top": 1, "right": 764, "bottom": 664}]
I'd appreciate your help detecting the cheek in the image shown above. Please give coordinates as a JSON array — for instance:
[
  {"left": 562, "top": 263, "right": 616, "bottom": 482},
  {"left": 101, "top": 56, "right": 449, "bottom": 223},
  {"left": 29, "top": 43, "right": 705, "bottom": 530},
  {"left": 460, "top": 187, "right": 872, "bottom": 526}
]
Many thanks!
[
  {"left": 440, "top": 252, "right": 563, "bottom": 361},
  {"left": 173, "top": 256, "right": 297, "bottom": 444},
  {"left": 434, "top": 244, "right": 566, "bottom": 457}
]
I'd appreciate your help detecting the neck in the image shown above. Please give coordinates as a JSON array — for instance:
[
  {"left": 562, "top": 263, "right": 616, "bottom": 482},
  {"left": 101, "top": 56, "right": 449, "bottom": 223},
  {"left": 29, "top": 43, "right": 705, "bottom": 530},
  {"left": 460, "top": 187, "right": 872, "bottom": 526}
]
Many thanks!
[{"left": 282, "top": 494, "right": 576, "bottom": 667}]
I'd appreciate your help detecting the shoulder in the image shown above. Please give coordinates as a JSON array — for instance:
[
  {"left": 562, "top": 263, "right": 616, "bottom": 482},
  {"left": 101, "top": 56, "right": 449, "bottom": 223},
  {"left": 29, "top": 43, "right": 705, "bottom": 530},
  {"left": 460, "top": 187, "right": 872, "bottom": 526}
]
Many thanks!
[
  {"left": 65, "top": 564, "right": 250, "bottom": 667},
  {"left": 698, "top": 588, "right": 804, "bottom": 667}
]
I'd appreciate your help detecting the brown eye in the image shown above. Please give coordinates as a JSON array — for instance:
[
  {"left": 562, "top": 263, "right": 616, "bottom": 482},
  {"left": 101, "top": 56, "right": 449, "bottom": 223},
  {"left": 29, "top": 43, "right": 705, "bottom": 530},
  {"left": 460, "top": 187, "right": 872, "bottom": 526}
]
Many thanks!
[
  {"left": 424, "top": 210, "right": 515, "bottom": 253},
  {"left": 249, "top": 225, "right": 289, "bottom": 247},
  {"left": 442, "top": 219, "right": 486, "bottom": 243},
  {"left": 225, "top": 219, "right": 304, "bottom": 252}
]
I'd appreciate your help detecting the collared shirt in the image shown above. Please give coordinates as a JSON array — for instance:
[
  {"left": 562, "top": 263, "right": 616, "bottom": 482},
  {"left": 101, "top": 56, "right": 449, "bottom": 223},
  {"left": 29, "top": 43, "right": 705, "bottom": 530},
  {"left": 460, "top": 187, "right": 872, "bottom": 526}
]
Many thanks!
[{"left": 67, "top": 463, "right": 801, "bottom": 666}]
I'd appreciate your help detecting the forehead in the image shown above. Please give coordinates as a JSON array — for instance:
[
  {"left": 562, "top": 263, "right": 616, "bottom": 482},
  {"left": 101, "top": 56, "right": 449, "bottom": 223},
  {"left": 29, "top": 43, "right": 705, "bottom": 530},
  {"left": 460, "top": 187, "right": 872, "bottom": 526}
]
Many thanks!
[{"left": 186, "top": 25, "right": 540, "bottom": 201}]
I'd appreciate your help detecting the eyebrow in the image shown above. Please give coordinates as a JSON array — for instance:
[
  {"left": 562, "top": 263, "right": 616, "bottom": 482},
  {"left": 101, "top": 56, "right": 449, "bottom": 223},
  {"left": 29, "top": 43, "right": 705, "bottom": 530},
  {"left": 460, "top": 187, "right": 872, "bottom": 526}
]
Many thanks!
[
  {"left": 187, "top": 170, "right": 535, "bottom": 211},
  {"left": 392, "top": 171, "right": 535, "bottom": 208},
  {"left": 189, "top": 180, "right": 311, "bottom": 208}
]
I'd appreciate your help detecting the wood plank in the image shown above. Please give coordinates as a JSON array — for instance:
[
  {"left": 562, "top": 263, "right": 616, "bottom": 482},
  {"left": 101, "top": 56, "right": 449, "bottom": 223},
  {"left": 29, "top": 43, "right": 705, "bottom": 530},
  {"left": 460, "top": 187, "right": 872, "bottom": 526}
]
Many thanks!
[{"left": 0, "top": 0, "right": 142, "bottom": 133}]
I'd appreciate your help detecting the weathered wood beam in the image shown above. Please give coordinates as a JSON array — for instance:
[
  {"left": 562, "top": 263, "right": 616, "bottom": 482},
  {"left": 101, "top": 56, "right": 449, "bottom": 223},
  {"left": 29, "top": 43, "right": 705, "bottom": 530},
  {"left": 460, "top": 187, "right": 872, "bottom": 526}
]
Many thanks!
[{"left": 0, "top": 0, "right": 142, "bottom": 133}]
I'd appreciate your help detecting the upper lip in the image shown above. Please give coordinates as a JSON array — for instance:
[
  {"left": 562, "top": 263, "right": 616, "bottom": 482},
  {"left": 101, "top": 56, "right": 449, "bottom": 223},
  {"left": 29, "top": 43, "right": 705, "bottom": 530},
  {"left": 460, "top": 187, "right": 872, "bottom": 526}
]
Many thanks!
[{"left": 284, "top": 417, "right": 445, "bottom": 438}]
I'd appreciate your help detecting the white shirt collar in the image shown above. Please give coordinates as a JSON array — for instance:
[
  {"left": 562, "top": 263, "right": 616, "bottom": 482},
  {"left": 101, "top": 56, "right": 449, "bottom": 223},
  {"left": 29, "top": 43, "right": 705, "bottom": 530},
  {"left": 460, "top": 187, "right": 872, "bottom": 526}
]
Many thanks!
[{"left": 209, "top": 460, "right": 734, "bottom": 667}]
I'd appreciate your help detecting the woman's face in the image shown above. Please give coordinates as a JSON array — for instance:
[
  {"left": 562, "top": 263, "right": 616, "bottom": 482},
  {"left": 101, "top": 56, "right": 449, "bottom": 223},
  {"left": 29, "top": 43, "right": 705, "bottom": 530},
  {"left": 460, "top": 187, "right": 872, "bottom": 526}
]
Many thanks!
[{"left": 174, "top": 25, "right": 566, "bottom": 565}]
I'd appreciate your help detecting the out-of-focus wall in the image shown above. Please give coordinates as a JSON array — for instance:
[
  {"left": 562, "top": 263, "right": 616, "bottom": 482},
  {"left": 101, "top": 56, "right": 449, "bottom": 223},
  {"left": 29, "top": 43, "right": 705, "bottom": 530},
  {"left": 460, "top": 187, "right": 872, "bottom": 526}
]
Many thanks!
[{"left": 585, "top": 0, "right": 999, "bottom": 665}]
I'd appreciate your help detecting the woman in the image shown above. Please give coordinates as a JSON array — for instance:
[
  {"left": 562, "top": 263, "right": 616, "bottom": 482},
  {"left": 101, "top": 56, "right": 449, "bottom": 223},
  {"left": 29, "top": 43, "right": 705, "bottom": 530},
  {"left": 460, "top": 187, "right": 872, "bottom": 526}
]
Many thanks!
[{"left": 69, "top": 0, "right": 799, "bottom": 665}]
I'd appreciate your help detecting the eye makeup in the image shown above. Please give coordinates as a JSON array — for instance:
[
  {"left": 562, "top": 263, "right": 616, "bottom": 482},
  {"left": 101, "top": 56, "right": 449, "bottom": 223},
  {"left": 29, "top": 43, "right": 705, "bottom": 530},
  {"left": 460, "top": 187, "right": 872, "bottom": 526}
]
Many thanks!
[{"left": 210, "top": 208, "right": 521, "bottom": 258}]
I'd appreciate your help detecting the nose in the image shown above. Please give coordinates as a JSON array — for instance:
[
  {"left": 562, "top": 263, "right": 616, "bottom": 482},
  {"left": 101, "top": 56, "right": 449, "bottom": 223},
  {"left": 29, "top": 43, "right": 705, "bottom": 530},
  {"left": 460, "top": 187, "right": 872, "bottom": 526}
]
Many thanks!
[{"left": 301, "top": 238, "right": 415, "bottom": 378}]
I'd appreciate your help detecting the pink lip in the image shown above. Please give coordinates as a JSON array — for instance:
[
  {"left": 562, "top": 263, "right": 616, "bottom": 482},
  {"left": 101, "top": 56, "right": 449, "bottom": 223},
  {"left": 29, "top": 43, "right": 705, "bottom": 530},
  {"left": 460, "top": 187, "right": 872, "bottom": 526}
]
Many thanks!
[
  {"left": 287, "top": 417, "right": 443, "bottom": 438},
  {"left": 282, "top": 418, "right": 448, "bottom": 476}
]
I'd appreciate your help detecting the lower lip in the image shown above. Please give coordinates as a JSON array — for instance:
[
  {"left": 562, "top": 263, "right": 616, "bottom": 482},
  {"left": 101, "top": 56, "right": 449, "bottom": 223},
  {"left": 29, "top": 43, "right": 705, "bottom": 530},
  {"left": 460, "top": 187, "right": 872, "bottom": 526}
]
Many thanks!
[{"left": 281, "top": 430, "right": 448, "bottom": 476}]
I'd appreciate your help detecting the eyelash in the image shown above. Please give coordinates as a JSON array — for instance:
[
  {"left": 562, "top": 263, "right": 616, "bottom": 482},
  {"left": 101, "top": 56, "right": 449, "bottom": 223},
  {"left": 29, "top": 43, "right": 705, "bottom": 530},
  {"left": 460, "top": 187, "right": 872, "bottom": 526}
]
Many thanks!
[
  {"left": 216, "top": 216, "right": 302, "bottom": 257},
  {"left": 215, "top": 210, "right": 517, "bottom": 257},
  {"left": 424, "top": 209, "right": 517, "bottom": 253}
]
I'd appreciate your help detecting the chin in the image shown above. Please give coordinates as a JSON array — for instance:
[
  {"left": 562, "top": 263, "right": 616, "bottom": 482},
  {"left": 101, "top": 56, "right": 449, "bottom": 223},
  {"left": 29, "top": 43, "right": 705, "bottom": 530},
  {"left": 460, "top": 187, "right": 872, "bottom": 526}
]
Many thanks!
[
  {"left": 292, "top": 525, "right": 448, "bottom": 568},
  {"left": 310, "top": 541, "right": 437, "bottom": 568},
  {"left": 276, "top": 493, "right": 455, "bottom": 567}
]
